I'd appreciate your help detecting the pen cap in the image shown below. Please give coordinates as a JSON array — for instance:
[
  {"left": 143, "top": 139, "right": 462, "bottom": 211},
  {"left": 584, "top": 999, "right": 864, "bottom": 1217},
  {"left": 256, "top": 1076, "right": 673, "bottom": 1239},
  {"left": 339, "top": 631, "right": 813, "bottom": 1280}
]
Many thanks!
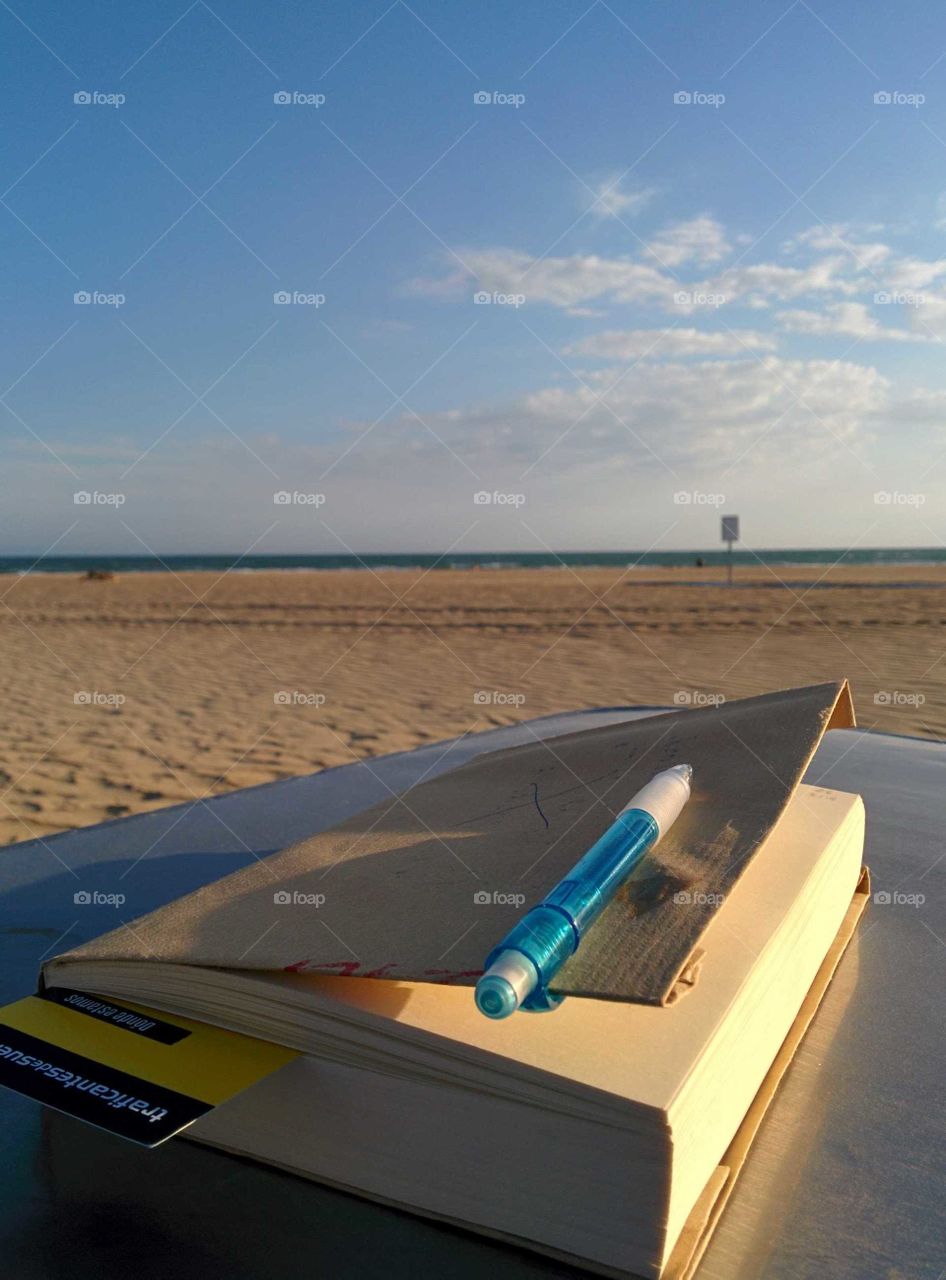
[
  {"left": 619, "top": 763, "right": 692, "bottom": 838},
  {"left": 475, "top": 950, "right": 540, "bottom": 1019}
]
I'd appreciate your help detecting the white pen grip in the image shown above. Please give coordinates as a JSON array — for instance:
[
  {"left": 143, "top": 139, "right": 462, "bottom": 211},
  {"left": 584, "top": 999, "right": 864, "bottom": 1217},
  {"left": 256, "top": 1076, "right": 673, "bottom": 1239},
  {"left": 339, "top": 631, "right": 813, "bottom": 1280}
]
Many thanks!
[{"left": 619, "top": 770, "right": 691, "bottom": 837}]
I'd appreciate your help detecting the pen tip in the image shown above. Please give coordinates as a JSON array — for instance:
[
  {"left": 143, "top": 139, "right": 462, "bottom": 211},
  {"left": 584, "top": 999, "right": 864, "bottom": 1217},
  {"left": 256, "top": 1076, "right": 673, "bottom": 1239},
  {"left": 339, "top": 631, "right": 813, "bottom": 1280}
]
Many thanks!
[{"left": 676, "top": 763, "right": 693, "bottom": 785}]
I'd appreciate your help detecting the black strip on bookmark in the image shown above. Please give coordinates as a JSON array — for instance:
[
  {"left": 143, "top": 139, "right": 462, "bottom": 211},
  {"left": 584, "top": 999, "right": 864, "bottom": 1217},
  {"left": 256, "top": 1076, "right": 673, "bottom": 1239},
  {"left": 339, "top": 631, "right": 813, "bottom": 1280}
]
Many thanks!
[
  {"left": 0, "top": 1025, "right": 210, "bottom": 1146},
  {"left": 39, "top": 987, "right": 191, "bottom": 1045}
]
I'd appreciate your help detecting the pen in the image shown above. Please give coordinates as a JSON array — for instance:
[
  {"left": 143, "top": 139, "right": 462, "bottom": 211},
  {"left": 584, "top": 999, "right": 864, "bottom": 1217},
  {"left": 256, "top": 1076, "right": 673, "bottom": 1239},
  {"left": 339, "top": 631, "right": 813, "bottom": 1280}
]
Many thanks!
[{"left": 474, "top": 763, "right": 693, "bottom": 1019}]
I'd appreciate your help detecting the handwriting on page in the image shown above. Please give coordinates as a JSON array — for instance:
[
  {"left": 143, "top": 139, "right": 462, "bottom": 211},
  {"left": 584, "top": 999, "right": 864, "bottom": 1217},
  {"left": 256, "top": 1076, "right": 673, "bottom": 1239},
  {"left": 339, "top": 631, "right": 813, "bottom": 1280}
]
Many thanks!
[{"left": 283, "top": 960, "right": 483, "bottom": 984}]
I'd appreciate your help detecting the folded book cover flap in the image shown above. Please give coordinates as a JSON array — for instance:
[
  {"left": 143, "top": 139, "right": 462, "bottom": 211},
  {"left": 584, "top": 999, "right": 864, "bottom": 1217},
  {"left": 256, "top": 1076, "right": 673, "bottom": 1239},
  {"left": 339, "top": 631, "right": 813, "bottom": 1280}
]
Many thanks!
[{"left": 46, "top": 681, "right": 855, "bottom": 1007}]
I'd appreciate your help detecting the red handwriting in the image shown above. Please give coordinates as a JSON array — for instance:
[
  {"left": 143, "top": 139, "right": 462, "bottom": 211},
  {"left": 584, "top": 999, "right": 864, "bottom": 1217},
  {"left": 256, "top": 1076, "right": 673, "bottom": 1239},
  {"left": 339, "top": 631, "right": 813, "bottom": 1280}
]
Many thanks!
[
  {"left": 283, "top": 960, "right": 360, "bottom": 976},
  {"left": 282, "top": 960, "right": 483, "bottom": 983},
  {"left": 419, "top": 969, "right": 484, "bottom": 985}
]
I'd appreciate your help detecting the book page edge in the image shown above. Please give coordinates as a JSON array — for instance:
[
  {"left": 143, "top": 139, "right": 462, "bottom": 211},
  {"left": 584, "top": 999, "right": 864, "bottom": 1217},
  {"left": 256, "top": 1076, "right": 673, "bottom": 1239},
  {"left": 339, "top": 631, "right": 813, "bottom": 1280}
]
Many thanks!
[{"left": 664, "top": 864, "right": 870, "bottom": 1280}]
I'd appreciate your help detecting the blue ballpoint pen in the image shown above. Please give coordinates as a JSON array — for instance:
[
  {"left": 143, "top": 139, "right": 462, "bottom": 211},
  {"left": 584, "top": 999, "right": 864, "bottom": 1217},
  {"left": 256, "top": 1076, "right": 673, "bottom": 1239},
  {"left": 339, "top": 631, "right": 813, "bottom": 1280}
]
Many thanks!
[{"left": 475, "top": 763, "right": 693, "bottom": 1019}]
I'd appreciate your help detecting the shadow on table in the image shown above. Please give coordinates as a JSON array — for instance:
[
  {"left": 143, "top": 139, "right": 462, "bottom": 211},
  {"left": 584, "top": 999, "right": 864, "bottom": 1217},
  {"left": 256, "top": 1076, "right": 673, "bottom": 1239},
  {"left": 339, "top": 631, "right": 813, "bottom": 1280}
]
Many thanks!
[{"left": 15, "top": 1106, "right": 580, "bottom": 1280}]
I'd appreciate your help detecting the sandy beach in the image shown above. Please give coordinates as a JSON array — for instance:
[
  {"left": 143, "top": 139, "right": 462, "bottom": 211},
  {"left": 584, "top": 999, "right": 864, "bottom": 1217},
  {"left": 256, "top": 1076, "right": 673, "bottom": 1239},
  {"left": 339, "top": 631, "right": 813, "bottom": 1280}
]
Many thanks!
[{"left": 0, "top": 563, "right": 942, "bottom": 844}]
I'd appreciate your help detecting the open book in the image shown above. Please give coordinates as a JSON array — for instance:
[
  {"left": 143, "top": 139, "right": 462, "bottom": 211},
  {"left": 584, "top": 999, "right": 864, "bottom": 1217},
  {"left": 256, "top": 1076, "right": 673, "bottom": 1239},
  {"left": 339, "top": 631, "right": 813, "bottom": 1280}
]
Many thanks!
[{"left": 39, "top": 686, "right": 867, "bottom": 1278}]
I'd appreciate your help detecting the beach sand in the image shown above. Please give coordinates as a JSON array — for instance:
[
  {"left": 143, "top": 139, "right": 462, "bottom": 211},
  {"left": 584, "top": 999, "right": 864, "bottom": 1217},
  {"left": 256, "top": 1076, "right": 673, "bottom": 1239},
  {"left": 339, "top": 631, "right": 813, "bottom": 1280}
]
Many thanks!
[{"left": 0, "top": 563, "right": 943, "bottom": 844}]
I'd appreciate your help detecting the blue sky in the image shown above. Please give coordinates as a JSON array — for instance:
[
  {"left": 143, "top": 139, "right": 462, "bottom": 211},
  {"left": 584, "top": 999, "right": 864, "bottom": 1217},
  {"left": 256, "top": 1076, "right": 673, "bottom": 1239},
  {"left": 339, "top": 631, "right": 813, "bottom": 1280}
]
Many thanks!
[{"left": 3, "top": 0, "right": 946, "bottom": 555}]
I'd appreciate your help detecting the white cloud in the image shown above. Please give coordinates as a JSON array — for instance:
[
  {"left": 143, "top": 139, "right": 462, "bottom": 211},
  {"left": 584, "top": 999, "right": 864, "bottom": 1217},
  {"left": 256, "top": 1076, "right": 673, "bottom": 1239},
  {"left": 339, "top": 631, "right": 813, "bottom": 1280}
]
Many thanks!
[
  {"left": 784, "top": 224, "right": 892, "bottom": 268},
  {"left": 587, "top": 176, "right": 655, "bottom": 218},
  {"left": 407, "top": 211, "right": 946, "bottom": 341},
  {"left": 370, "top": 355, "right": 889, "bottom": 476},
  {"left": 567, "top": 327, "right": 776, "bottom": 359},
  {"left": 405, "top": 267, "right": 471, "bottom": 299},
  {"left": 778, "top": 301, "right": 926, "bottom": 342},
  {"left": 872, "top": 386, "right": 946, "bottom": 427},
  {"left": 408, "top": 244, "right": 856, "bottom": 313},
  {"left": 882, "top": 257, "right": 946, "bottom": 291},
  {"left": 904, "top": 293, "right": 946, "bottom": 337},
  {"left": 646, "top": 216, "right": 730, "bottom": 268},
  {"left": 432, "top": 247, "right": 677, "bottom": 308},
  {"left": 782, "top": 225, "right": 946, "bottom": 296},
  {"left": 704, "top": 256, "right": 855, "bottom": 307}
]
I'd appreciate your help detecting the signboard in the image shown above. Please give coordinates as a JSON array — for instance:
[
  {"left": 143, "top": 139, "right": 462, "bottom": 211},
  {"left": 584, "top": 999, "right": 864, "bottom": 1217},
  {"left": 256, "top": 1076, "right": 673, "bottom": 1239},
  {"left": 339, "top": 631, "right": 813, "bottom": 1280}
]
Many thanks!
[{"left": 721, "top": 515, "right": 740, "bottom": 543}]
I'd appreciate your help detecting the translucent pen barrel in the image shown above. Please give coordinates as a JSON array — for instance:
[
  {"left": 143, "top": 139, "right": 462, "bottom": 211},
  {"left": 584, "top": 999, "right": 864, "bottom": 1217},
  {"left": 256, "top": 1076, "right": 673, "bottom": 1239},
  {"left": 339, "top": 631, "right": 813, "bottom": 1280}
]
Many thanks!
[
  {"left": 482, "top": 809, "right": 658, "bottom": 989},
  {"left": 548, "top": 808, "right": 659, "bottom": 934}
]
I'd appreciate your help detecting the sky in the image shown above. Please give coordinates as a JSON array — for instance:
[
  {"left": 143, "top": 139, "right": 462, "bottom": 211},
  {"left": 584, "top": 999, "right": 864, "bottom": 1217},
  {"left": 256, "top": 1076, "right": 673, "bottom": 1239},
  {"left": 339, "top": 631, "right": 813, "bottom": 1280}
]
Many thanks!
[{"left": 3, "top": 0, "right": 946, "bottom": 556}]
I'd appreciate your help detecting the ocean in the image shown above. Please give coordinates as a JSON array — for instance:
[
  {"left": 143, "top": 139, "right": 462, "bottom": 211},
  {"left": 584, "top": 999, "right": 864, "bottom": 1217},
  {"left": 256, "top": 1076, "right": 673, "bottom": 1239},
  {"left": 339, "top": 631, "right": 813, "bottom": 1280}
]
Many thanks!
[{"left": 0, "top": 548, "right": 944, "bottom": 574}]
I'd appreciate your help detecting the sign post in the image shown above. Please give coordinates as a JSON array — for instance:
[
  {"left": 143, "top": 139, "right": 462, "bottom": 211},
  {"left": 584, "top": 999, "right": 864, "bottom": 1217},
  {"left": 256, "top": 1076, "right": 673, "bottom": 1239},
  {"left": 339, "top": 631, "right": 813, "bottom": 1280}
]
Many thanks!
[{"left": 721, "top": 515, "right": 739, "bottom": 586}]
